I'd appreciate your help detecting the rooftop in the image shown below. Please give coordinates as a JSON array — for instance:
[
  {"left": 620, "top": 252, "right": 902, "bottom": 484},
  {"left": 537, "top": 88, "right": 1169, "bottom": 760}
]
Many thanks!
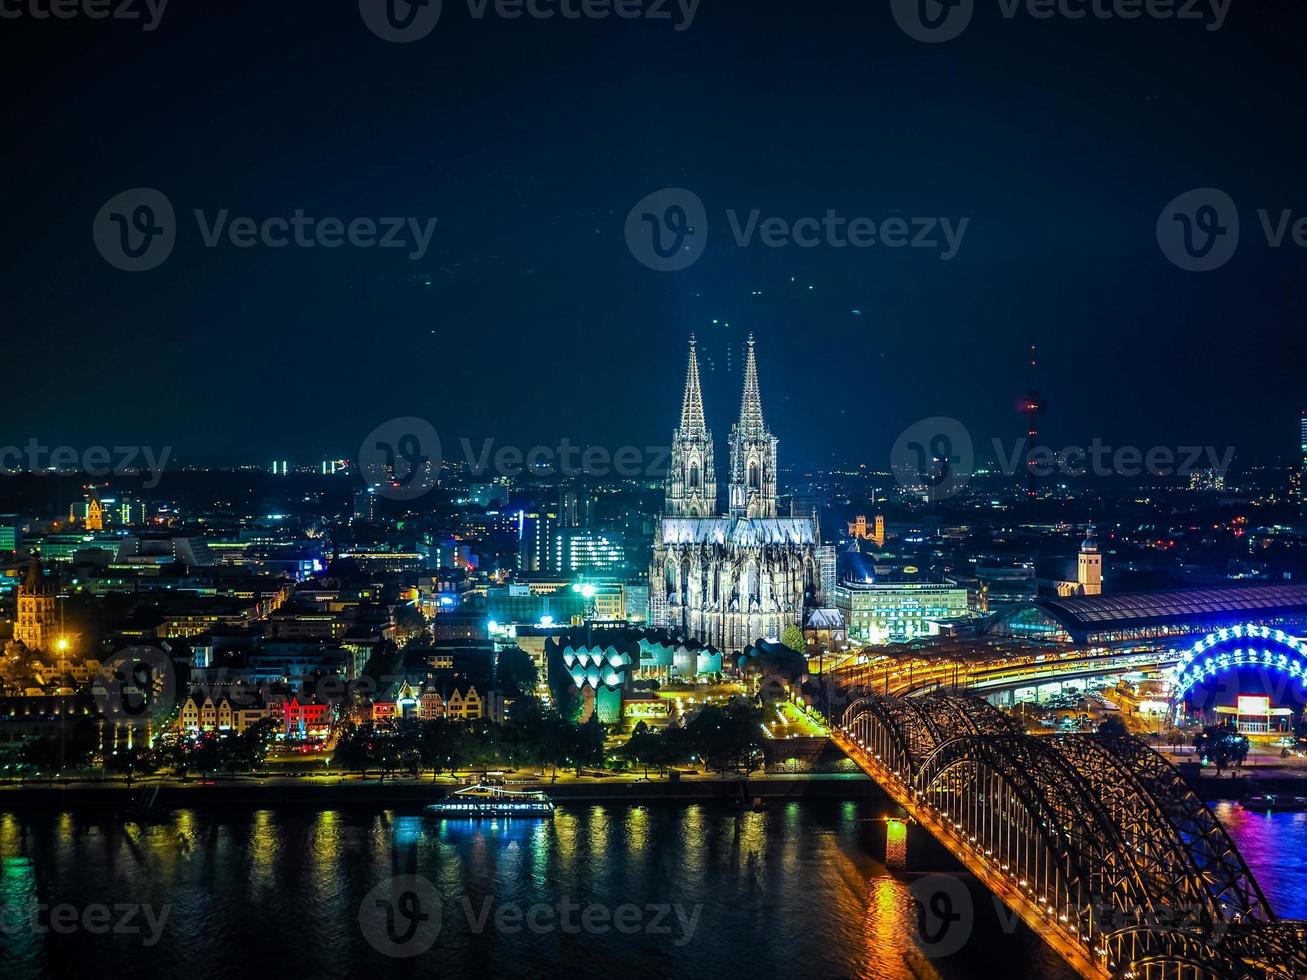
[{"left": 1026, "top": 582, "right": 1307, "bottom": 639}]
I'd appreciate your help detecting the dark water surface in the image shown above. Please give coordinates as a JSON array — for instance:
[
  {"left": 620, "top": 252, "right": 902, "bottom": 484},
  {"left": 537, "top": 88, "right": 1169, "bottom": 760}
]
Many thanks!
[{"left": 1, "top": 798, "right": 1300, "bottom": 979}]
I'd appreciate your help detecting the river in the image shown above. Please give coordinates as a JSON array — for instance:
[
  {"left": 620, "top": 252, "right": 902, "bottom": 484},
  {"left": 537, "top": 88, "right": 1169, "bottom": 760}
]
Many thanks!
[{"left": 0, "top": 798, "right": 1302, "bottom": 979}]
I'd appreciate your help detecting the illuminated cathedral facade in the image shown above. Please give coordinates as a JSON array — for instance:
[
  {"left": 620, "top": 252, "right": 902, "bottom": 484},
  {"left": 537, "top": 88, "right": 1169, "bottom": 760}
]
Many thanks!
[{"left": 649, "top": 336, "right": 820, "bottom": 652}]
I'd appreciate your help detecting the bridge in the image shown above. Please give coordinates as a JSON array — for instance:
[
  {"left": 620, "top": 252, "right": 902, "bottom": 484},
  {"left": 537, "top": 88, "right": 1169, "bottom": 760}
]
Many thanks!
[{"left": 832, "top": 693, "right": 1307, "bottom": 978}]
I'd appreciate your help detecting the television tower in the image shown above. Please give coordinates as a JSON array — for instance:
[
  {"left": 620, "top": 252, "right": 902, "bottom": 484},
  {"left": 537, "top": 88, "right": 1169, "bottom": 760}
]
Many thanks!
[{"left": 1018, "top": 345, "right": 1046, "bottom": 499}]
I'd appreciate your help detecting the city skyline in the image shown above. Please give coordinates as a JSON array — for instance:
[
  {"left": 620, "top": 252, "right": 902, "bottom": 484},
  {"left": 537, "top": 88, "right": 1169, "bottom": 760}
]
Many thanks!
[{"left": 4, "top": 3, "right": 1307, "bottom": 979}]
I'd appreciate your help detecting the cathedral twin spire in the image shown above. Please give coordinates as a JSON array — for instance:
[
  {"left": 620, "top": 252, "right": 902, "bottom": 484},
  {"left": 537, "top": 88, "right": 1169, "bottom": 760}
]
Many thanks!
[
  {"left": 678, "top": 335, "right": 707, "bottom": 435},
  {"left": 665, "top": 334, "right": 778, "bottom": 520}
]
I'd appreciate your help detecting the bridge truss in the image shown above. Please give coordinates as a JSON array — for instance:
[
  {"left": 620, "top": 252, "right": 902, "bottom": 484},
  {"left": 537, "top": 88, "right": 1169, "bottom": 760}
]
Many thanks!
[{"left": 835, "top": 693, "right": 1307, "bottom": 979}]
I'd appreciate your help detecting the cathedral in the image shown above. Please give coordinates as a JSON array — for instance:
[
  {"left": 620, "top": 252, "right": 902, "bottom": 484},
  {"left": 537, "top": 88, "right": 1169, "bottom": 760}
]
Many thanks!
[{"left": 649, "top": 336, "right": 821, "bottom": 652}]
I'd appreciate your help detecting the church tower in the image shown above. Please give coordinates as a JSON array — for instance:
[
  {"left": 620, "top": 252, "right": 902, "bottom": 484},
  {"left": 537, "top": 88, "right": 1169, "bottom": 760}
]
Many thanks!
[
  {"left": 1078, "top": 528, "right": 1103, "bottom": 596},
  {"left": 664, "top": 337, "right": 717, "bottom": 517},
  {"left": 728, "top": 335, "right": 778, "bottom": 519},
  {"left": 15, "top": 556, "right": 58, "bottom": 651}
]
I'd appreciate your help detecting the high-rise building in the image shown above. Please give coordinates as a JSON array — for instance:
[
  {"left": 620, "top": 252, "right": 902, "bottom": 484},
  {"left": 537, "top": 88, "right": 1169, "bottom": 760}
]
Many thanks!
[
  {"left": 1298, "top": 410, "right": 1307, "bottom": 504},
  {"left": 552, "top": 528, "right": 627, "bottom": 575},
  {"left": 353, "top": 487, "right": 378, "bottom": 522},
  {"left": 558, "top": 484, "right": 595, "bottom": 529},
  {"left": 651, "top": 336, "right": 819, "bottom": 652},
  {"left": 517, "top": 509, "right": 556, "bottom": 572},
  {"left": 816, "top": 543, "right": 837, "bottom": 604},
  {"left": 0, "top": 514, "right": 20, "bottom": 555}
]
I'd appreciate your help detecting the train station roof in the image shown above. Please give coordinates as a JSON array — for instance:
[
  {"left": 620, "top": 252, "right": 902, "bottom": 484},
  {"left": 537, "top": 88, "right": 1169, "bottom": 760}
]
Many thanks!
[{"left": 998, "top": 583, "right": 1307, "bottom": 643}]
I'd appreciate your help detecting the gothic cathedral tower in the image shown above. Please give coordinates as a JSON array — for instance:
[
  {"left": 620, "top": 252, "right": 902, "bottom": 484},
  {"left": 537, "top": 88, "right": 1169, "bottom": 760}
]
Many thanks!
[
  {"left": 728, "top": 335, "right": 778, "bottom": 519},
  {"left": 665, "top": 337, "right": 717, "bottom": 517}
]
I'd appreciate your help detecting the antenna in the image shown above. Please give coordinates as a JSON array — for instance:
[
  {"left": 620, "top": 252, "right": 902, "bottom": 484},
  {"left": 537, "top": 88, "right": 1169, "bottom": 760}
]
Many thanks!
[{"left": 1019, "top": 345, "right": 1046, "bottom": 500}]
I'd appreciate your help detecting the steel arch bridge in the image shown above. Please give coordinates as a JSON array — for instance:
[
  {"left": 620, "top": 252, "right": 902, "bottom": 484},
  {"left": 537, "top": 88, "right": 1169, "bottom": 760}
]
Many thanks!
[{"left": 833, "top": 693, "right": 1307, "bottom": 979}]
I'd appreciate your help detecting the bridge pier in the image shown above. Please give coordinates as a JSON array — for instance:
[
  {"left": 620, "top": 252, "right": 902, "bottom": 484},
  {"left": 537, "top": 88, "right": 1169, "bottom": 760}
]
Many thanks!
[{"left": 884, "top": 818, "right": 907, "bottom": 869}]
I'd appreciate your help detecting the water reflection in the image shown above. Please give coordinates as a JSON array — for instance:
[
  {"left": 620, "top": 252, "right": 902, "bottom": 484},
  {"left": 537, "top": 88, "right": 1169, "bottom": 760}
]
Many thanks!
[{"left": 0, "top": 801, "right": 1138, "bottom": 980}]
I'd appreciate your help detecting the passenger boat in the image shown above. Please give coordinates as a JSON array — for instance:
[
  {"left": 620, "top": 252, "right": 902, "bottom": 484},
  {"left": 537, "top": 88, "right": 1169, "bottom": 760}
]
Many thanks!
[
  {"left": 426, "top": 784, "right": 555, "bottom": 817},
  {"left": 1240, "top": 794, "right": 1307, "bottom": 813}
]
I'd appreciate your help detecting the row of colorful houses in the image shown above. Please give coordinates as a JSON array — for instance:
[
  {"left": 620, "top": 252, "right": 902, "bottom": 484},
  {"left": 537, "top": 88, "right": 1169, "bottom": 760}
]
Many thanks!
[{"left": 176, "top": 681, "right": 484, "bottom": 737}]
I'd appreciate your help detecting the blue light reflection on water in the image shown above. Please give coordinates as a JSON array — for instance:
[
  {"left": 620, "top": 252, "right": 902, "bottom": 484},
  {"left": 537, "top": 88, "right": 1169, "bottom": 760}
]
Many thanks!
[{"left": 1210, "top": 800, "right": 1307, "bottom": 919}]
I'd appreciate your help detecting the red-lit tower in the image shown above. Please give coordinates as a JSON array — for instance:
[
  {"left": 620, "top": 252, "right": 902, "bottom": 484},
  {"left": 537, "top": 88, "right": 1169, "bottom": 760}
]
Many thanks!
[{"left": 1018, "top": 345, "right": 1045, "bottom": 499}]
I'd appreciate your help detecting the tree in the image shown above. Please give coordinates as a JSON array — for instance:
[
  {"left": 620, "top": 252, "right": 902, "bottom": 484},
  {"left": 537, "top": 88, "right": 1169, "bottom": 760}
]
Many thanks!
[
  {"left": 1194, "top": 722, "right": 1250, "bottom": 775},
  {"left": 103, "top": 744, "right": 158, "bottom": 787},
  {"left": 1097, "top": 716, "right": 1129, "bottom": 739},
  {"left": 620, "top": 721, "right": 658, "bottom": 778},
  {"left": 686, "top": 701, "right": 764, "bottom": 777},
  {"left": 780, "top": 624, "right": 806, "bottom": 656},
  {"left": 572, "top": 715, "right": 606, "bottom": 776},
  {"left": 496, "top": 647, "right": 538, "bottom": 698}
]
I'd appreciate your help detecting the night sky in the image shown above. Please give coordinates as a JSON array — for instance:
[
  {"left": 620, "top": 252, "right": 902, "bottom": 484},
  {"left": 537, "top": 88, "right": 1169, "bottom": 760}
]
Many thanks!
[{"left": 3, "top": 0, "right": 1304, "bottom": 471}]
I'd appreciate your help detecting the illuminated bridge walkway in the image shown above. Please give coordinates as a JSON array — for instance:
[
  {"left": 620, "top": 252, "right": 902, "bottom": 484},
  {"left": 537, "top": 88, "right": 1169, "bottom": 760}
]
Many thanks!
[{"left": 832, "top": 694, "right": 1307, "bottom": 979}]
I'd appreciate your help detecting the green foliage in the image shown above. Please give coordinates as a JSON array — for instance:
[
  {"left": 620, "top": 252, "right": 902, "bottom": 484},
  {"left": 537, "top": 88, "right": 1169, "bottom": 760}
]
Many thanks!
[
  {"left": 1194, "top": 721, "right": 1250, "bottom": 774},
  {"left": 496, "top": 647, "right": 538, "bottom": 698},
  {"left": 685, "top": 700, "right": 765, "bottom": 775},
  {"left": 780, "top": 624, "right": 807, "bottom": 656}
]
